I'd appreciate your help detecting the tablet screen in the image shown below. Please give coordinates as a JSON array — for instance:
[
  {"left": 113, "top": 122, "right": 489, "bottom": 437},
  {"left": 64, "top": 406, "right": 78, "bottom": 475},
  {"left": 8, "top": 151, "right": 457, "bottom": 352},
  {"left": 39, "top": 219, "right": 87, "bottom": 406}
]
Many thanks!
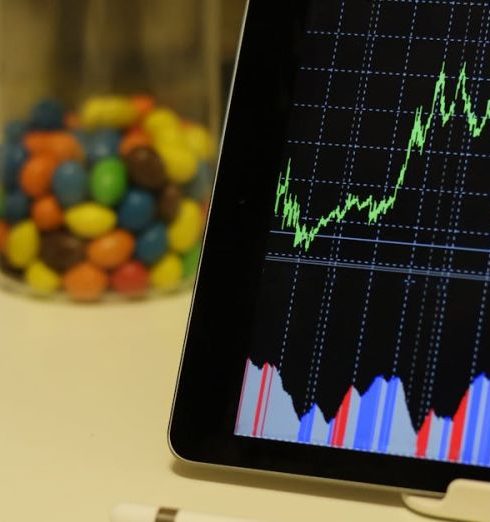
[{"left": 234, "top": 0, "right": 490, "bottom": 469}]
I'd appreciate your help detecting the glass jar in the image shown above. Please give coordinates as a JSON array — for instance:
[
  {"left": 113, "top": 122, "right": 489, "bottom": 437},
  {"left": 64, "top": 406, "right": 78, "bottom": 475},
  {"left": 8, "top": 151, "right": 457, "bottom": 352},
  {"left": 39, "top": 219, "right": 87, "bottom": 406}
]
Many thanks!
[{"left": 0, "top": 0, "right": 222, "bottom": 302}]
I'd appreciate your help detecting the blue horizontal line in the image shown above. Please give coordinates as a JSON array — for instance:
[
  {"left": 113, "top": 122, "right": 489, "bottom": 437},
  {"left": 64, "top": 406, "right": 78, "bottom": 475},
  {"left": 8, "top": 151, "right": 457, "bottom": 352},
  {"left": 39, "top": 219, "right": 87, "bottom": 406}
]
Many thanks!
[{"left": 272, "top": 230, "right": 490, "bottom": 255}]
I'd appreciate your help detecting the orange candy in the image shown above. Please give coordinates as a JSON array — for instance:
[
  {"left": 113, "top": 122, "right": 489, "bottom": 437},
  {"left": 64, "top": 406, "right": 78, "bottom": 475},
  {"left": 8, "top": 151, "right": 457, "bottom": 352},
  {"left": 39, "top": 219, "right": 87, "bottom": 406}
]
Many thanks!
[
  {"left": 0, "top": 221, "right": 9, "bottom": 253},
  {"left": 119, "top": 128, "right": 152, "bottom": 156},
  {"left": 87, "top": 229, "right": 135, "bottom": 270},
  {"left": 131, "top": 95, "right": 156, "bottom": 119},
  {"left": 64, "top": 111, "right": 81, "bottom": 130},
  {"left": 20, "top": 155, "right": 58, "bottom": 198},
  {"left": 24, "top": 131, "right": 84, "bottom": 162},
  {"left": 63, "top": 262, "right": 109, "bottom": 302},
  {"left": 31, "top": 195, "right": 64, "bottom": 231}
]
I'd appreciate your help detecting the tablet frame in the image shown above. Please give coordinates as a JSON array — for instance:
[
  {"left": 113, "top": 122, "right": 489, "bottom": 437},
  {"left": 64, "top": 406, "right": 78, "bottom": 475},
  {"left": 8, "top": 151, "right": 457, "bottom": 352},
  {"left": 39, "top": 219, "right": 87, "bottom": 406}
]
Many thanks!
[{"left": 168, "top": 0, "right": 490, "bottom": 494}]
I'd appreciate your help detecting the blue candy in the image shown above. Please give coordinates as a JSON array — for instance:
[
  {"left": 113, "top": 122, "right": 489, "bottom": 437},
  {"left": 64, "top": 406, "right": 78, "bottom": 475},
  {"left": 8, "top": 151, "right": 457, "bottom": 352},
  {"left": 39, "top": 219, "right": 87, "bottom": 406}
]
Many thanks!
[
  {"left": 136, "top": 223, "right": 168, "bottom": 265},
  {"left": 52, "top": 161, "right": 89, "bottom": 208},
  {"left": 4, "top": 190, "right": 30, "bottom": 223},
  {"left": 30, "top": 98, "right": 64, "bottom": 130},
  {"left": 184, "top": 161, "right": 213, "bottom": 202},
  {"left": 85, "top": 129, "right": 121, "bottom": 164},
  {"left": 4, "top": 120, "right": 29, "bottom": 143},
  {"left": 1, "top": 143, "right": 28, "bottom": 190},
  {"left": 118, "top": 189, "right": 156, "bottom": 232}
]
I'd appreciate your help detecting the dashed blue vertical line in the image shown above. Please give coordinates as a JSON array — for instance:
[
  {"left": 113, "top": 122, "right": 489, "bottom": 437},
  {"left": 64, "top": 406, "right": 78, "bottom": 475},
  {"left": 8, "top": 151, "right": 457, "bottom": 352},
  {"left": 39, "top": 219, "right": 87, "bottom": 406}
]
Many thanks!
[
  {"left": 378, "top": 378, "right": 399, "bottom": 453},
  {"left": 478, "top": 388, "right": 490, "bottom": 466},
  {"left": 439, "top": 418, "right": 451, "bottom": 461},
  {"left": 354, "top": 377, "right": 383, "bottom": 451},
  {"left": 462, "top": 375, "right": 484, "bottom": 463}
]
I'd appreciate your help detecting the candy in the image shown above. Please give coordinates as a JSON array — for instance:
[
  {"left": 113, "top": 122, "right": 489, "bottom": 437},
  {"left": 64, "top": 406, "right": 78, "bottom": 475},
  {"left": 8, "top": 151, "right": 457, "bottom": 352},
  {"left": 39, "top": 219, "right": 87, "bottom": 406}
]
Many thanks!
[
  {"left": 117, "top": 188, "right": 156, "bottom": 232},
  {"left": 168, "top": 199, "right": 202, "bottom": 253},
  {"left": 65, "top": 203, "right": 116, "bottom": 239},
  {"left": 40, "top": 231, "right": 85, "bottom": 272},
  {"left": 183, "top": 123, "right": 215, "bottom": 161},
  {"left": 131, "top": 95, "right": 156, "bottom": 119},
  {"left": 5, "top": 220, "right": 39, "bottom": 269},
  {"left": 63, "top": 262, "right": 109, "bottom": 302},
  {"left": 52, "top": 161, "right": 89, "bottom": 207},
  {"left": 30, "top": 99, "right": 64, "bottom": 130},
  {"left": 5, "top": 121, "right": 29, "bottom": 143},
  {"left": 111, "top": 261, "right": 149, "bottom": 296},
  {"left": 136, "top": 223, "right": 168, "bottom": 265},
  {"left": 144, "top": 108, "right": 180, "bottom": 138},
  {"left": 85, "top": 129, "right": 121, "bottom": 164},
  {"left": 184, "top": 162, "right": 213, "bottom": 202},
  {"left": 31, "top": 195, "right": 64, "bottom": 231},
  {"left": 158, "top": 183, "right": 182, "bottom": 223},
  {"left": 0, "top": 221, "right": 9, "bottom": 253},
  {"left": 20, "top": 154, "right": 58, "bottom": 198},
  {"left": 90, "top": 157, "right": 128, "bottom": 206},
  {"left": 182, "top": 242, "right": 202, "bottom": 280},
  {"left": 87, "top": 229, "right": 135, "bottom": 269},
  {"left": 25, "top": 260, "right": 61, "bottom": 295},
  {"left": 125, "top": 146, "right": 166, "bottom": 190},
  {"left": 24, "top": 131, "right": 84, "bottom": 162},
  {"left": 1, "top": 143, "right": 28, "bottom": 189},
  {"left": 4, "top": 190, "right": 30, "bottom": 223},
  {"left": 150, "top": 253, "right": 183, "bottom": 291},
  {"left": 156, "top": 143, "right": 198, "bottom": 184},
  {"left": 80, "top": 96, "right": 138, "bottom": 129},
  {"left": 119, "top": 128, "right": 152, "bottom": 156}
]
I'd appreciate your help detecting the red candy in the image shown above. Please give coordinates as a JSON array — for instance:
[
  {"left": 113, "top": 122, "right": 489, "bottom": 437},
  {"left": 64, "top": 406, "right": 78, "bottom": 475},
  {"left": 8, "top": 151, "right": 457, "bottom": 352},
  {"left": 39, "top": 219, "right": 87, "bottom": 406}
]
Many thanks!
[
  {"left": 111, "top": 261, "right": 149, "bottom": 297},
  {"left": 0, "top": 221, "right": 9, "bottom": 253}
]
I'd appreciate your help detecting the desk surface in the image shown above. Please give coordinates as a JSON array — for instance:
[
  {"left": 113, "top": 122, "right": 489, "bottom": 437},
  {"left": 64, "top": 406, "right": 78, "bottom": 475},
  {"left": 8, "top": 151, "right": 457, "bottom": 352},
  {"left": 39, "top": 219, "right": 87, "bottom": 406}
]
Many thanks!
[{"left": 0, "top": 289, "right": 439, "bottom": 522}]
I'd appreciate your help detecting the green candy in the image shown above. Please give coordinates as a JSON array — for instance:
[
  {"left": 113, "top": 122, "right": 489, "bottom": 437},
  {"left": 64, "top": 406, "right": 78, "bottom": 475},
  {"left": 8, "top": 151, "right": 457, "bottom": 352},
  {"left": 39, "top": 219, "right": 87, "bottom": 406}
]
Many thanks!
[
  {"left": 182, "top": 242, "right": 202, "bottom": 280},
  {"left": 90, "top": 157, "right": 128, "bottom": 207},
  {"left": 0, "top": 186, "right": 5, "bottom": 218}
]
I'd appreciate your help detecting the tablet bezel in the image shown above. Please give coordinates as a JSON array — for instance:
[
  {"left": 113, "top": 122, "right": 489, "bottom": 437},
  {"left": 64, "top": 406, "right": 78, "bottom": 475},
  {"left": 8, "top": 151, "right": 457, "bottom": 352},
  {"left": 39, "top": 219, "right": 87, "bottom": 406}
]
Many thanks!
[{"left": 168, "top": 0, "right": 490, "bottom": 494}]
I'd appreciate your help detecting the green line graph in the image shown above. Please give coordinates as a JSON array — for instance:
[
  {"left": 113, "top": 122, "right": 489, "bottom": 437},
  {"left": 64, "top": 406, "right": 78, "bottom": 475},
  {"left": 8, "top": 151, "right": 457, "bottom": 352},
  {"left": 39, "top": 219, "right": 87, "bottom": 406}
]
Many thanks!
[{"left": 275, "top": 62, "right": 490, "bottom": 251}]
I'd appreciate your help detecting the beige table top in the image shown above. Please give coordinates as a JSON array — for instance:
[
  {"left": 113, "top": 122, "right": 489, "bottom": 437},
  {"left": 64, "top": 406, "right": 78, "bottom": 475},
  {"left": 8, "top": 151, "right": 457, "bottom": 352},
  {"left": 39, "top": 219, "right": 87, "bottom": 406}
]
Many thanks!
[{"left": 0, "top": 289, "right": 439, "bottom": 522}]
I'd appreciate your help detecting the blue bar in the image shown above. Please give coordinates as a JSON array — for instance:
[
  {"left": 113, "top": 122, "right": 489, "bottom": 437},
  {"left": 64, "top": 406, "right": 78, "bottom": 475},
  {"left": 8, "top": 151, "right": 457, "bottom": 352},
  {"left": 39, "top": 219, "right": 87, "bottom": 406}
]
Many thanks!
[
  {"left": 354, "top": 377, "right": 383, "bottom": 451},
  {"left": 478, "top": 384, "right": 490, "bottom": 466},
  {"left": 327, "top": 418, "right": 335, "bottom": 445},
  {"left": 439, "top": 418, "right": 451, "bottom": 461},
  {"left": 462, "top": 376, "right": 484, "bottom": 464},
  {"left": 298, "top": 406, "right": 315, "bottom": 443},
  {"left": 377, "top": 378, "right": 398, "bottom": 453}
]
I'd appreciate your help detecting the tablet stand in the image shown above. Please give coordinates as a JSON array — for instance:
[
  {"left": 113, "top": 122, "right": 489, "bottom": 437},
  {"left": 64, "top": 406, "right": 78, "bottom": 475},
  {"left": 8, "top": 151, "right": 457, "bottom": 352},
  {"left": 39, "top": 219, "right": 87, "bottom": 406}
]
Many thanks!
[{"left": 402, "top": 479, "right": 490, "bottom": 522}]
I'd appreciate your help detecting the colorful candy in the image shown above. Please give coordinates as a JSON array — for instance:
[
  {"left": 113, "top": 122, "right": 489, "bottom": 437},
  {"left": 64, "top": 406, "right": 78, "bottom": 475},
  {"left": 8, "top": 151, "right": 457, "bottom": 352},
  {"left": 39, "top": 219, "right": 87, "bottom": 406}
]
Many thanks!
[
  {"left": 1, "top": 95, "right": 214, "bottom": 301},
  {"left": 87, "top": 229, "right": 135, "bottom": 269},
  {"left": 90, "top": 157, "right": 128, "bottom": 206},
  {"left": 6, "top": 220, "right": 40, "bottom": 269},
  {"left": 25, "top": 260, "right": 61, "bottom": 295},
  {"left": 65, "top": 203, "right": 116, "bottom": 239}
]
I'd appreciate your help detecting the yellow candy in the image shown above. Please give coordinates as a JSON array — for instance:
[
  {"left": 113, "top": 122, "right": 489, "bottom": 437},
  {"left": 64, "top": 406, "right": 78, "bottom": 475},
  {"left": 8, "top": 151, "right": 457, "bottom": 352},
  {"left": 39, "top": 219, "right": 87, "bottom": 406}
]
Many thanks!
[
  {"left": 168, "top": 199, "right": 202, "bottom": 254},
  {"left": 184, "top": 124, "right": 216, "bottom": 161},
  {"left": 65, "top": 203, "right": 116, "bottom": 239},
  {"left": 144, "top": 108, "right": 180, "bottom": 137},
  {"left": 25, "top": 260, "right": 61, "bottom": 295},
  {"left": 80, "top": 96, "right": 138, "bottom": 129},
  {"left": 156, "top": 144, "right": 199, "bottom": 184},
  {"left": 150, "top": 253, "right": 183, "bottom": 291},
  {"left": 6, "top": 220, "right": 40, "bottom": 269}
]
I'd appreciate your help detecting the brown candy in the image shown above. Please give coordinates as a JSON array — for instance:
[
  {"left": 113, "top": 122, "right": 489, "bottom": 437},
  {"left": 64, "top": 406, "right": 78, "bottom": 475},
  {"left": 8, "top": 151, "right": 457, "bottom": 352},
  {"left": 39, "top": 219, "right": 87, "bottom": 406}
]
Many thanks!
[
  {"left": 124, "top": 146, "right": 166, "bottom": 190},
  {"left": 40, "top": 231, "right": 86, "bottom": 273},
  {"left": 158, "top": 183, "right": 182, "bottom": 224}
]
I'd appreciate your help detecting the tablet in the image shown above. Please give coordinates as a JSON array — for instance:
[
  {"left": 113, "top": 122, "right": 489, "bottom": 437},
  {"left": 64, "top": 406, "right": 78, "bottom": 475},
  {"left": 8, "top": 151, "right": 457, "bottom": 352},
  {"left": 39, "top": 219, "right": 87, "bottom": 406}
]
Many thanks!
[{"left": 169, "top": 0, "right": 490, "bottom": 494}]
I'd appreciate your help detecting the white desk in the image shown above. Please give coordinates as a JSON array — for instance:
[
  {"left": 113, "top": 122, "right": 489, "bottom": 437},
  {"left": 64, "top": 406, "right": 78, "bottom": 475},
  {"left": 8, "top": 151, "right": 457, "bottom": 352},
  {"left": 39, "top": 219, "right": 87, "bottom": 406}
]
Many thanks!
[{"left": 0, "top": 290, "right": 439, "bottom": 522}]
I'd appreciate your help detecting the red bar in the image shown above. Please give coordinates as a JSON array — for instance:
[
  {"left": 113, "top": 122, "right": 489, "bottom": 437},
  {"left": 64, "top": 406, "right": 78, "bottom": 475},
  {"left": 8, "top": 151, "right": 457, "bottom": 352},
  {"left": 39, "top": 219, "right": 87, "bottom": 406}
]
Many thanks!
[
  {"left": 259, "top": 366, "right": 274, "bottom": 436},
  {"left": 416, "top": 410, "right": 433, "bottom": 458},
  {"left": 252, "top": 364, "right": 270, "bottom": 437},
  {"left": 448, "top": 390, "right": 470, "bottom": 462},
  {"left": 332, "top": 387, "right": 353, "bottom": 447}
]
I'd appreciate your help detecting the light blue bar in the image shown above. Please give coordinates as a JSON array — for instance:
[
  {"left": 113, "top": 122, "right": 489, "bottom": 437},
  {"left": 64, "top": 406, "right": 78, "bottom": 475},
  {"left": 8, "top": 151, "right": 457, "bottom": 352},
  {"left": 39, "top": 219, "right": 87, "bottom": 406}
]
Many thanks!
[
  {"left": 354, "top": 377, "right": 383, "bottom": 451},
  {"left": 462, "top": 376, "right": 484, "bottom": 464},
  {"left": 378, "top": 378, "right": 399, "bottom": 453}
]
